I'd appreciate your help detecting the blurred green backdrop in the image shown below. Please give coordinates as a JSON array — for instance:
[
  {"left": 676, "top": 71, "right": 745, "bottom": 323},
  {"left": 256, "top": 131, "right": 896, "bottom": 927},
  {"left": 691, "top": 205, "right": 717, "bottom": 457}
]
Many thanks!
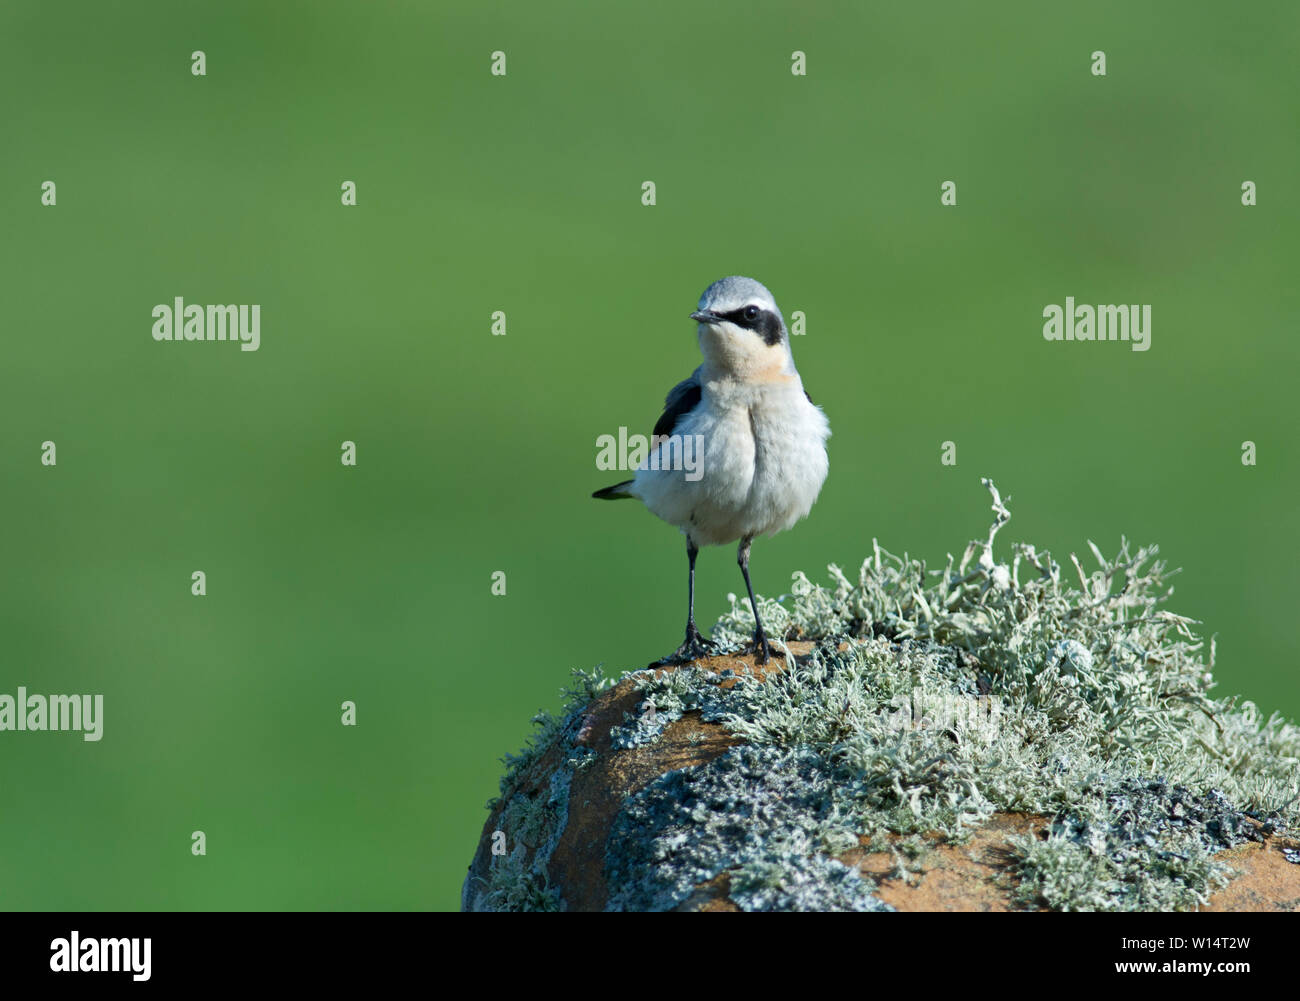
[{"left": 1, "top": 1, "right": 1296, "bottom": 911}]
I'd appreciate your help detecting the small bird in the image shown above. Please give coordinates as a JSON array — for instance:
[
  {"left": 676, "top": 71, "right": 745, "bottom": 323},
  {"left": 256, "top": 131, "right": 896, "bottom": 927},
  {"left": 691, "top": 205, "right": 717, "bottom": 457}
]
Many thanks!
[{"left": 593, "top": 276, "right": 830, "bottom": 664}]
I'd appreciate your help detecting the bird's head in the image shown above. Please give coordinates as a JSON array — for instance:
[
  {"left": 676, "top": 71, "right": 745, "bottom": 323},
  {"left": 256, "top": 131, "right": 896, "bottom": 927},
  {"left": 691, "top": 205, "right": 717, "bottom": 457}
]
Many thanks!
[{"left": 690, "top": 276, "right": 793, "bottom": 380}]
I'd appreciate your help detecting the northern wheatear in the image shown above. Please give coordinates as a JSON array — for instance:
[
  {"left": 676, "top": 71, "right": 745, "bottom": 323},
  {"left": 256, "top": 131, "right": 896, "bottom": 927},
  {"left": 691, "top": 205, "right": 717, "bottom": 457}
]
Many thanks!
[{"left": 593, "top": 276, "right": 830, "bottom": 664}]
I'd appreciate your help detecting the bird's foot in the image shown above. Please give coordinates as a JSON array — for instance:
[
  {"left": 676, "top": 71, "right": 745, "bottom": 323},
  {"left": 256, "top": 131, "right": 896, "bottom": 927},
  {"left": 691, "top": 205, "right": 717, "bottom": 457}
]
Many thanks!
[
  {"left": 651, "top": 628, "right": 718, "bottom": 667},
  {"left": 751, "top": 631, "right": 784, "bottom": 666}
]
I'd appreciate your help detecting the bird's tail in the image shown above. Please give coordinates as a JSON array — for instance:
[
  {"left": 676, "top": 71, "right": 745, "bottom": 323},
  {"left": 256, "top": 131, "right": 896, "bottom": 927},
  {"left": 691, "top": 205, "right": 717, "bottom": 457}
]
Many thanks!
[{"left": 592, "top": 479, "right": 637, "bottom": 501}]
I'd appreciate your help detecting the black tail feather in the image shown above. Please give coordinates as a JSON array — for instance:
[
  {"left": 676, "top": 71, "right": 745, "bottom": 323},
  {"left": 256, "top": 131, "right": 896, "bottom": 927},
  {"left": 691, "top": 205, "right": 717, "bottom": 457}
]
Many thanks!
[{"left": 592, "top": 480, "right": 635, "bottom": 500}]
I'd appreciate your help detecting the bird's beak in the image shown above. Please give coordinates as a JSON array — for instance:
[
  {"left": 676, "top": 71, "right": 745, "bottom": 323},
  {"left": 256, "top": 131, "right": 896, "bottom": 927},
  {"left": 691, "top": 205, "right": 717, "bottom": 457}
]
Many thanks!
[{"left": 690, "top": 310, "right": 721, "bottom": 324}]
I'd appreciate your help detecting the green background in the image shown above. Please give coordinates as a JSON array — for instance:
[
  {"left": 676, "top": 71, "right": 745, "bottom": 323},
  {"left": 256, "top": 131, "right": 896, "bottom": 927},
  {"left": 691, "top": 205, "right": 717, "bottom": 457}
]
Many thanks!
[{"left": 1, "top": 1, "right": 1295, "bottom": 910}]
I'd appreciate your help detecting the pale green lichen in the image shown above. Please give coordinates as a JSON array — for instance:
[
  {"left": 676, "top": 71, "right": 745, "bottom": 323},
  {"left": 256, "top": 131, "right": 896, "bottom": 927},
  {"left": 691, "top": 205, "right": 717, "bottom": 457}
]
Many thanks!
[
  {"left": 605, "top": 744, "right": 890, "bottom": 912},
  {"left": 493, "top": 667, "right": 614, "bottom": 802},
  {"left": 1006, "top": 778, "right": 1263, "bottom": 911},
  {"left": 476, "top": 480, "right": 1300, "bottom": 911},
  {"left": 469, "top": 668, "right": 613, "bottom": 911},
  {"left": 606, "top": 479, "right": 1298, "bottom": 910},
  {"left": 728, "top": 853, "right": 892, "bottom": 912}
]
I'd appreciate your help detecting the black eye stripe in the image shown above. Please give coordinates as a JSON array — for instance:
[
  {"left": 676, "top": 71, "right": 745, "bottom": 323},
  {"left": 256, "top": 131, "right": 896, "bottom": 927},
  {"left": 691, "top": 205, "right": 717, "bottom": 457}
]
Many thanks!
[
  {"left": 716, "top": 306, "right": 784, "bottom": 346},
  {"left": 717, "top": 306, "right": 763, "bottom": 328}
]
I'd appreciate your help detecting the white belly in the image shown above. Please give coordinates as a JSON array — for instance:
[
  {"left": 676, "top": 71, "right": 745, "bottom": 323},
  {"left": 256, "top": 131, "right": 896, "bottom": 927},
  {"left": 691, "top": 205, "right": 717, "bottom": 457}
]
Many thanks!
[{"left": 632, "top": 383, "right": 830, "bottom": 548}]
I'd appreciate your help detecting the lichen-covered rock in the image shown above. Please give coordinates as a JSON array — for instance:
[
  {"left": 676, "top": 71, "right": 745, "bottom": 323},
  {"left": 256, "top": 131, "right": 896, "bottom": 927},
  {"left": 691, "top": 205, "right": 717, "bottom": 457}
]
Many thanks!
[
  {"left": 463, "top": 481, "right": 1300, "bottom": 912},
  {"left": 605, "top": 744, "right": 890, "bottom": 912}
]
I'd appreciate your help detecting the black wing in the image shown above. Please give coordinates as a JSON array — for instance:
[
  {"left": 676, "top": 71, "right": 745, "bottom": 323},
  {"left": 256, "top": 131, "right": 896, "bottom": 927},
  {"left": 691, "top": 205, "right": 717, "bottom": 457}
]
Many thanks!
[{"left": 652, "top": 372, "right": 703, "bottom": 440}]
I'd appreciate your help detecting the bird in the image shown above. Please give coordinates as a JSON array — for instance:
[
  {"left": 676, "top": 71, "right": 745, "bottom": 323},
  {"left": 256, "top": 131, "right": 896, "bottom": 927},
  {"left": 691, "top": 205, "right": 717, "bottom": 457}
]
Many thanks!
[{"left": 593, "top": 276, "right": 830, "bottom": 665}]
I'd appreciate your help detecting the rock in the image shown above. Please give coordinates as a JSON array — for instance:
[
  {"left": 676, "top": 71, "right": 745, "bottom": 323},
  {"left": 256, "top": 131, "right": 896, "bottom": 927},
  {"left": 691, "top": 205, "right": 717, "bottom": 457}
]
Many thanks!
[
  {"left": 463, "top": 648, "right": 1300, "bottom": 912},
  {"left": 463, "top": 486, "right": 1300, "bottom": 911}
]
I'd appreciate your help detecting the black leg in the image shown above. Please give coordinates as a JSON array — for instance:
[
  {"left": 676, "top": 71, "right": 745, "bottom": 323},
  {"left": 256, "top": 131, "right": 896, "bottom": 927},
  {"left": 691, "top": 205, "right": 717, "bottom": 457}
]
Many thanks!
[
  {"left": 652, "top": 538, "right": 718, "bottom": 666},
  {"left": 738, "top": 536, "right": 776, "bottom": 664}
]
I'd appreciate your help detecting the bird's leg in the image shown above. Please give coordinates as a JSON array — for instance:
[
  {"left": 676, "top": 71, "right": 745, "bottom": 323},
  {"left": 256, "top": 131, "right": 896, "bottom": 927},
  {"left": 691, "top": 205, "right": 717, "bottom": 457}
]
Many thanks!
[
  {"left": 738, "top": 536, "right": 778, "bottom": 664},
  {"left": 683, "top": 538, "right": 707, "bottom": 647},
  {"left": 652, "top": 538, "right": 718, "bottom": 666}
]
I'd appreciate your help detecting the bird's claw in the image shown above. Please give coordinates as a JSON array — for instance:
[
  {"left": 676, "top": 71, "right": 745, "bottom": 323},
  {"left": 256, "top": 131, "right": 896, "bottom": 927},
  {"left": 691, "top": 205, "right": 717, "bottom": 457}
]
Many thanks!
[
  {"left": 651, "top": 629, "right": 719, "bottom": 667},
  {"left": 751, "top": 631, "right": 784, "bottom": 666}
]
